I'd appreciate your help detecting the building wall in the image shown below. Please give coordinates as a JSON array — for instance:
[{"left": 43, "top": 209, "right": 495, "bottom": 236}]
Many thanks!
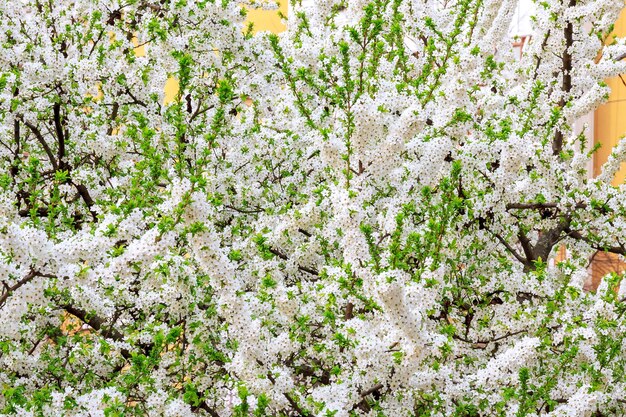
[
  {"left": 595, "top": 7, "right": 626, "bottom": 183},
  {"left": 590, "top": 6, "right": 626, "bottom": 287},
  {"left": 163, "top": 3, "right": 288, "bottom": 103},
  {"left": 245, "top": 2, "right": 288, "bottom": 34}
]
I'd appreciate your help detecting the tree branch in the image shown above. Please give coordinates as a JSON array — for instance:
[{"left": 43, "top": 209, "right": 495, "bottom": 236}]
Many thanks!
[
  {"left": 53, "top": 102, "right": 66, "bottom": 168},
  {"left": 534, "top": 218, "right": 571, "bottom": 263},
  {"left": 71, "top": 182, "right": 98, "bottom": 220},
  {"left": 566, "top": 228, "right": 626, "bottom": 256},
  {"left": 360, "top": 383, "right": 384, "bottom": 398},
  {"left": 517, "top": 232, "right": 535, "bottom": 265},
  {"left": 63, "top": 304, "right": 133, "bottom": 359},
  {"left": 553, "top": 0, "right": 575, "bottom": 156},
  {"left": 268, "top": 247, "right": 319, "bottom": 276},
  {"left": 487, "top": 228, "right": 529, "bottom": 267},
  {"left": 0, "top": 269, "right": 39, "bottom": 307},
  {"left": 506, "top": 202, "right": 586, "bottom": 210},
  {"left": 21, "top": 118, "right": 58, "bottom": 170},
  {"left": 107, "top": 102, "right": 119, "bottom": 136}
]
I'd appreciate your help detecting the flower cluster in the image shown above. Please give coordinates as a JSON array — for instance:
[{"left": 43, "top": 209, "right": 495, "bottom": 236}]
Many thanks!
[{"left": 1, "top": 0, "right": 626, "bottom": 416}]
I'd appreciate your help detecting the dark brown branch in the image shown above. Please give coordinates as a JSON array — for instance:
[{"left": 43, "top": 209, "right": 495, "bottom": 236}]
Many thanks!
[
  {"left": 517, "top": 232, "right": 535, "bottom": 265},
  {"left": 0, "top": 269, "right": 38, "bottom": 307},
  {"left": 283, "top": 393, "right": 307, "bottom": 417},
  {"left": 351, "top": 383, "right": 384, "bottom": 413},
  {"left": 534, "top": 218, "right": 571, "bottom": 263},
  {"left": 360, "top": 383, "right": 384, "bottom": 397},
  {"left": 21, "top": 119, "right": 58, "bottom": 170},
  {"left": 18, "top": 206, "right": 49, "bottom": 217},
  {"left": 63, "top": 304, "right": 124, "bottom": 342},
  {"left": 553, "top": 0, "right": 575, "bottom": 156},
  {"left": 488, "top": 229, "right": 529, "bottom": 266},
  {"left": 13, "top": 119, "right": 20, "bottom": 156},
  {"left": 63, "top": 304, "right": 136, "bottom": 361},
  {"left": 566, "top": 228, "right": 626, "bottom": 256},
  {"left": 53, "top": 102, "right": 66, "bottom": 167},
  {"left": 344, "top": 302, "right": 354, "bottom": 320},
  {"left": 107, "top": 102, "right": 120, "bottom": 135},
  {"left": 533, "top": 30, "right": 551, "bottom": 80},
  {"left": 88, "top": 29, "right": 105, "bottom": 59},
  {"left": 71, "top": 182, "right": 98, "bottom": 220},
  {"left": 268, "top": 247, "right": 319, "bottom": 276},
  {"left": 223, "top": 204, "right": 263, "bottom": 214},
  {"left": 27, "top": 335, "right": 45, "bottom": 355},
  {"left": 195, "top": 401, "right": 220, "bottom": 417},
  {"left": 298, "top": 228, "right": 312, "bottom": 238},
  {"left": 506, "top": 202, "right": 586, "bottom": 210},
  {"left": 189, "top": 103, "right": 215, "bottom": 123},
  {"left": 124, "top": 86, "right": 147, "bottom": 107},
  {"left": 453, "top": 329, "right": 528, "bottom": 349},
  {"left": 256, "top": 359, "right": 307, "bottom": 416}
]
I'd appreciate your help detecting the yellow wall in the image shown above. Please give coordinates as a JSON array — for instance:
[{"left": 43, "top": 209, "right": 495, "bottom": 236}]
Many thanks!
[
  {"left": 594, "top": 7, "right": 626, "bottom": 184},
  {"left": 590, "top": 6, "right": 626, "bottom": 288},
  {"left": 162, "top": 3, "right": 288, "bottom": 103},
  {"left": 245, "top": 2, "right": 288, "bottom": 34}
]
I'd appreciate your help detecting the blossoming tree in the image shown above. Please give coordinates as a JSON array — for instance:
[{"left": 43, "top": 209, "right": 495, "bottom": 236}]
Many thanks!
[{"left": 2, "top": 0, "right": 626, "bottom": 415}]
